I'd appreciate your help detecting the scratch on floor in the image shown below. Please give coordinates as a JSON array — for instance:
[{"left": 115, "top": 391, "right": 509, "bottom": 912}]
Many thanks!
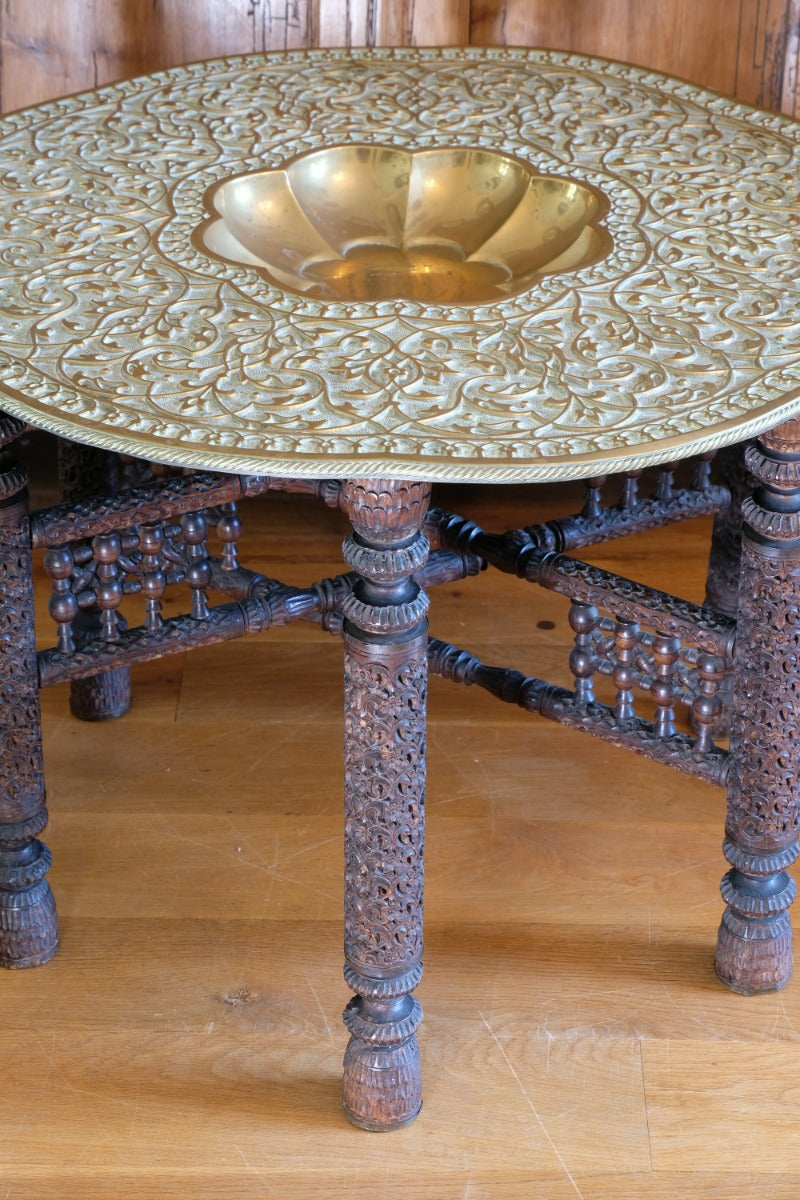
[
  {"left": 542, "top": 1026, "right": 555, "bottom": 1075},
  {"left": 657, "top": 978, "right": 722, "bottom": 1039},
  {"left": 233, "top": 1143, "right": 277, "bottom": 1195},
  {"left": 220, "top": 818, "right": 339, "bottom": 907},
  {"left": 774, "top": 993, "right": 800, "bottom": 1040},
  {"left": 304, "top": 973, "right": 335, "bottom": 1045},
  {"left": 478, "top": 1010, "right": 585, "bottom": 1200}
]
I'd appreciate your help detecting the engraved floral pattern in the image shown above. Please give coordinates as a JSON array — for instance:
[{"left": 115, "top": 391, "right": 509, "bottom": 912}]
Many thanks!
[{"left": 0, "top": 48, "right": 799, "bottom": 480}]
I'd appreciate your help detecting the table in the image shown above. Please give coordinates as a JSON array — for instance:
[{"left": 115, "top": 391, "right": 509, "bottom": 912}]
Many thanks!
[{"left": 0, "top": 47, "right": 799, "bottom": 1131}]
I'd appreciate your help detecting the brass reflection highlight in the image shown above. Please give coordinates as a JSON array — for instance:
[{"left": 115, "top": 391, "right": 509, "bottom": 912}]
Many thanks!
[{"left": 200, "top": 144, "right": 608, "bottom": 303}]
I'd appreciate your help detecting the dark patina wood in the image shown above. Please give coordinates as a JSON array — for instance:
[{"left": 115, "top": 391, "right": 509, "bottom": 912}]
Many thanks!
[
  {"left": 427, "top": 638, "right": 729, "bottom": 786},
  {"left": 339, "top": 478, "right": 430, "bottom": 1130},
  {"left": 8, "top": 431, "right": 800, "bottom": 1126},
  {"left": 0, "top": 418, "right": 57, "bottom": 967},
  {"left": 705, "top": 442, "right": 755, "bottom": 620},
  {"left": 56, "top": 441, "right": 132, "bottom": 720},
  {"left": 716, "top": 419, "right": 800, "bottom": 994}
]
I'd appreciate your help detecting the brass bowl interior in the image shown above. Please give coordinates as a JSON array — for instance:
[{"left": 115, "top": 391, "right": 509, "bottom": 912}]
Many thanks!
[{"left": 201, "top": 144, "right": 608, "bottom": 303}]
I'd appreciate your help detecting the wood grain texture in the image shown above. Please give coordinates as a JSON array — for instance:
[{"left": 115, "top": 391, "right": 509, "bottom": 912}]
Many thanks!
[
  {"left": 2, "top": 1, "right": 798, "bottom": 113},
  {"left": 470, "top": 0, "right": 743, "bottom": 94},
  {"left": 0, "top": 0, "right": 262, "bottom": 111},
  {"left": 2, "top": 447, "right": 796, "bottom": 1195},
  {"left": 470, "top": 0, "right": 800, "bottom": 113},
  {"left": 643, "top": 1041, "right": 800, "bottom": 1172}
]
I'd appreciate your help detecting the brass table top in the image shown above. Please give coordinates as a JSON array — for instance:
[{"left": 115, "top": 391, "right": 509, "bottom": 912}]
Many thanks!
[{"left": 0, "top": 47, "right": 799, "bottom": 482}]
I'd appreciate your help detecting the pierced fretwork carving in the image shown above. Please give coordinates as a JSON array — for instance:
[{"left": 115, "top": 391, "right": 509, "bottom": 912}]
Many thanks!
[
  {"left": 717, "top": 420, "right": 800, "bottom": 994},
  {"left": 705, "top": 442, "right": 754, "bottom": 619},
  {"left": 340, "top": 478, "right": 430, "bottom": 1131},
  {"left": 0, "top": 440, "right": 57, "bottom": 967}
]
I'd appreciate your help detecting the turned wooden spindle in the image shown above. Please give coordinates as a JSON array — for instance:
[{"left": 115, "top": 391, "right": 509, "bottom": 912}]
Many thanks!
[
  {"left": 612, "top": 621, "right": 638, "bottom": 720},
  {"left": 45, "top": 546, "right": 77, "bottom": 654},
  {"left": 93, "top": 533, "right": 124, "bottom": 641},
  {"left": 692, "top": 452, "right": 714, "bottom": 491},
  {"left": 652, "top": 634, "right": 680, "bottom": 738},
  {"left": 216, "top": 502, "right": 241, "bottom": 572},
  {"left": 655, "top": 463, "right": 678, "bottom": 503},
  {"left": 619, "top": 471, "right": 641, "bottom": 510},
  {"left": 716, "top": 420, "right": 800, "bottom": 993},
  {"left": 568, "top": 602, "right": 598, "bottom": 705},
  {"left": 181, "top": 511, "right": 211, "bottom": 620},
  {"left": 581, "top": 477, "right": 606, "bottom": 520},
  {"left": 692, "top": 654, "right": 725, "bottom": 755},
  {"left": 339, "top": 478, "right": 430, "bottom": 1131},
  {"left": 139, "top": 523, "right": 166, "bottom": 632}
]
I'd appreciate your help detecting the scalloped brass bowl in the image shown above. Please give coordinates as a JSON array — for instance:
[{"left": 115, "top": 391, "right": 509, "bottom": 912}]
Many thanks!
[{"left": 200, "top": 144, "right": 607, "bottom": 303}]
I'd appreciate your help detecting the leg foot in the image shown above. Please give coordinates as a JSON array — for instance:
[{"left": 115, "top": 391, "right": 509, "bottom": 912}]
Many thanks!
[
  {"left": 716, "top": 908, "right": 792, "bottom": 995},
  {"left": 343, "top": 1032, "right": 422, "bottom": 1131},
  {"left": 0, "top": 838, "right": 58, "bottom": 968},
  {"left": 69, "top": 672, "right": 131, "bottom": 721}
]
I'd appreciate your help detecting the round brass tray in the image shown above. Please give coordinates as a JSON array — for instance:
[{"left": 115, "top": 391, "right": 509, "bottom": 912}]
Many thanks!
[{"left": 0, "top": 47, "right": 799, "bottom": 481}]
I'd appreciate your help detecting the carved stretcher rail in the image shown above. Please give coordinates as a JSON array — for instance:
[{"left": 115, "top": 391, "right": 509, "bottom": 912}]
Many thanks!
[
  {"left": 30, "top": 473, "right": 343, "bottom": 549},
  {"left": 425, "top": 470, "right": 728, "bottom": 556},
  {"left": 37, "top": 549, "right": 483, "bottom": 686},
  {"left": 428, "top": 637, "right": 729, "bottom": 786},
  {"left": 428, "top": 508, "right": 736, "bottom": 658}
]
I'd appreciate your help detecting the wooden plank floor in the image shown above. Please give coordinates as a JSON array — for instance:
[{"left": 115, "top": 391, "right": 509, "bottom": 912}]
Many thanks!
[{"left": 5, "top": 447, "right": 800, "bottom": 1198}]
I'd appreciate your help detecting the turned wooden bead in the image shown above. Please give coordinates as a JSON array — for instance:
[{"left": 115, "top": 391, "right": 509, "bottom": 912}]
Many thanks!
[
  {"left": 693, "top": 654, "right": 726, "bottom": 752},
  {"left": 652, "top": 634, "right": 680, "bottom": 738},
  {"left": 216, "top": 503, "right": 241, "bottom": 571},
  {"left": 45, "top": 547, "right": 78, "bottom": 654},
  {"left": 612, "top": 621, "right": 638, "bottom": 720},
  {"left": 568, "top": 603, "right": 598, "bottom": 705}
]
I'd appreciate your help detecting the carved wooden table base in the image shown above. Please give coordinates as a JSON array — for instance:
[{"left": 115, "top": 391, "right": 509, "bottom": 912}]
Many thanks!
[{"left": 2, "top": 424, "right": 800, "bottom": 1129}]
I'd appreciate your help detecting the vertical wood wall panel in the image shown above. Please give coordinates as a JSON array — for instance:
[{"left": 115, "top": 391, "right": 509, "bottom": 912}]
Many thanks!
[
  {"left": 0, "top": 2, "right": 798, "bottom": 115},
  {"left": 470, "top": 0, "right": 743, "bottom": 96},
  {"left": 733, "top": 0, "right": 800, "bottom": 113},
  {"left": 315, "top": 0, "right": 468, "bottom": 47},
  {"left": 375, "top": 0, "right": 470, "bottom": 46},
  {"left": 316, "top": 0, "right": 375, "bottom": 47}
]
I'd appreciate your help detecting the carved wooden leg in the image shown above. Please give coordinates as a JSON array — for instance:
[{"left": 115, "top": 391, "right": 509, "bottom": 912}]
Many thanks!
[
  {"left": 339, "top": 479, "right": 430, "bottom": 1130},
  {"left": 57, "top": 439, "right": 131, "bottom": 720},
  {"left": 716, "top": 422, "right": 800, "bottom": 993},
  {"left": 705, "top": 441, "right": 753, "bottom": 619},
  {"left": 0, "top": 418, "right": 58, "bottom": 967}
]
